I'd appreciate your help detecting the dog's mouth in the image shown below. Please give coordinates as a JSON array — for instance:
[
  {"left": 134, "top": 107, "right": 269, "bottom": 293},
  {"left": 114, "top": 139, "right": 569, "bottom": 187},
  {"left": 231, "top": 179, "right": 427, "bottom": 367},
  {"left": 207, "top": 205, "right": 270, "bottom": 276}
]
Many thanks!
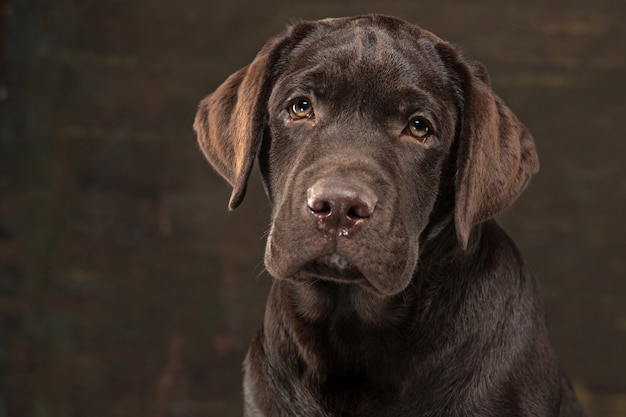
[{"left": 300, "top": 253, "right": 367, "bottom": 284}]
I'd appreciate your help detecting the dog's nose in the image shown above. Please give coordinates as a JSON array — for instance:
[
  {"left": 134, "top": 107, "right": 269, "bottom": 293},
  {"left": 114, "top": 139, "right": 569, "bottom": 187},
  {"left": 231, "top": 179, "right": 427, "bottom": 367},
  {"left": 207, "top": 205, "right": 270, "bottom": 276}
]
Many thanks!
[{"left": 306, "top": 178, "right": 377, "bottom": 237}]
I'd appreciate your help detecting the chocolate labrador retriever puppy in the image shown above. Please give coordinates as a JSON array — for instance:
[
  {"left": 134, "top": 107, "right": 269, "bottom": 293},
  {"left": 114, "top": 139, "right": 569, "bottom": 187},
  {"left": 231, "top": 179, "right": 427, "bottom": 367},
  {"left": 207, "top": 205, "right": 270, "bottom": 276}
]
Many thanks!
[{"left": 194, "top": 14, "right": 587, "bottom": 417}]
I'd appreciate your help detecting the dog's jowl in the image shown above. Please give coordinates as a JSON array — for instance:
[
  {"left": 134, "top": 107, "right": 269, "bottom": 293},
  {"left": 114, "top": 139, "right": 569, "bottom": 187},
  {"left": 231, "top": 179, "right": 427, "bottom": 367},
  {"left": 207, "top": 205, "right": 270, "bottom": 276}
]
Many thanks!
[{"left": 194, "top": 14, "right": 587, "bottom": 417}]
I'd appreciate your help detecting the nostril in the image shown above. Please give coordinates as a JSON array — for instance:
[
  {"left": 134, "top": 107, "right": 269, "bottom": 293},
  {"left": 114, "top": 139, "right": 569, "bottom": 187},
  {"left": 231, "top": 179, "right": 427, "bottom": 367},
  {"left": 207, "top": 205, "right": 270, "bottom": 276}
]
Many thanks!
[
  {"left": 347, "top": 204, "right": 373, "bottom": 220},
  {"left": 308, "top": 200, "right": 332, "bottom": 216}
]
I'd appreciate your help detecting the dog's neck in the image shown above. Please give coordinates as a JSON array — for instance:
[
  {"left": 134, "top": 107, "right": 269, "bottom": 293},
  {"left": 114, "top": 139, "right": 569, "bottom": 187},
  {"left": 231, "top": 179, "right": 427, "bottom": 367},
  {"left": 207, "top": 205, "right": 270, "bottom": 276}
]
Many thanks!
[{"left": 271, "top": 279, "right": 419, "bottom": 385}]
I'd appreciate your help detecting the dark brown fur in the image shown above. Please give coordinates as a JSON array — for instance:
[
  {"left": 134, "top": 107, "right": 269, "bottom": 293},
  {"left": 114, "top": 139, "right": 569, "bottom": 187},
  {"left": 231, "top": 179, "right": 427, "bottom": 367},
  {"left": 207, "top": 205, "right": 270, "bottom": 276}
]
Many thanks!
[{"left": 194, "top": 14, "right": 587, "bottom": 417}]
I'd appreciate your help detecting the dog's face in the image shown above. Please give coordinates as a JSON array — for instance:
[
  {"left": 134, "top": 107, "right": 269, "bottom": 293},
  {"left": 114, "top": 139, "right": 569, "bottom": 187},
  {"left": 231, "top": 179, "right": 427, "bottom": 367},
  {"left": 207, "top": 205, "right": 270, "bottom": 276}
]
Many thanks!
[
  {"left": 260, "top": 19, "right": 461, "bottom": 297},
  {"left": 195, "top": 15, "right": 538, "bottom": 299}
]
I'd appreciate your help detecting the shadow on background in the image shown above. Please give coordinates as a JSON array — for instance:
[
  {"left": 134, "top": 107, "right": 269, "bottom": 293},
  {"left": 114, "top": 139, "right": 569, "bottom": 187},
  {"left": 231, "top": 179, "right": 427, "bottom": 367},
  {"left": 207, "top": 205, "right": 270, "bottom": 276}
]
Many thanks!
[{"left": 0, "top": 0, "right": 624, "bottom": 416}]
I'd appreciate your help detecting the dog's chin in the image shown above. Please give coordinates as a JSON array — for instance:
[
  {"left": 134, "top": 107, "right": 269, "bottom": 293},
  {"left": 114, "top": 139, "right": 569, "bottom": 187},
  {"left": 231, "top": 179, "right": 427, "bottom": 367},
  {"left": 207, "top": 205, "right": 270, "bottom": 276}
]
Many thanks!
[{"left": 294, "top": 254, "right": 385, "bottom": 294}]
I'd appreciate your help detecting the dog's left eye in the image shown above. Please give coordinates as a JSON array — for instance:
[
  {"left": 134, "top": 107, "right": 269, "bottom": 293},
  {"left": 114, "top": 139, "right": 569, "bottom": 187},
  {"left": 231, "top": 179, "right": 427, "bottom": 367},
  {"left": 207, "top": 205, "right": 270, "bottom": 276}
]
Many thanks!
[
  {"left": 406, "top": 117, "right": 431, "bottom": 142},
  {"left": 289, "top": 98, "right": 314, "bottom": 120}
]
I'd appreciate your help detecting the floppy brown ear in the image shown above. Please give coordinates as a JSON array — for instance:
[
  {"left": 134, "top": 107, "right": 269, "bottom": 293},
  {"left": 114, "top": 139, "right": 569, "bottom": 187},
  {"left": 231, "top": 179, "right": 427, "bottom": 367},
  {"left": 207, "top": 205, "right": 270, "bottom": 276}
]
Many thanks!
[
  {"left": 193, "top": 46, "right": 276, "bottom": 210},
  {"left": 194, "top": 23, "right": 313, "bottom": 210},
  {"left": 454, "top": 61, "right": 539, "bottom": 250}
]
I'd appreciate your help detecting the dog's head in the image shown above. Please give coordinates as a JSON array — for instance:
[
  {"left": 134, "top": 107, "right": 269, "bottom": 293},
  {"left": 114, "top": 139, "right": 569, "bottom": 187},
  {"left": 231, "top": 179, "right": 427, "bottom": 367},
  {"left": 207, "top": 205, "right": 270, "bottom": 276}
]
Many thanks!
[{"left": 195, "top": 15, "right": 538, "bottom": 298}]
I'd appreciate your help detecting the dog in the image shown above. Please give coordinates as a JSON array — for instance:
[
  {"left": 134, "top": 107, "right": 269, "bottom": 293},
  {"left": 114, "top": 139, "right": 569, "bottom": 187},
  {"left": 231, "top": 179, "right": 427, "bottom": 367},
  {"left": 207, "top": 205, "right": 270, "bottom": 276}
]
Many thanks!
[{"left": 194, "top": 14, "right": 587, "bottom": 417}]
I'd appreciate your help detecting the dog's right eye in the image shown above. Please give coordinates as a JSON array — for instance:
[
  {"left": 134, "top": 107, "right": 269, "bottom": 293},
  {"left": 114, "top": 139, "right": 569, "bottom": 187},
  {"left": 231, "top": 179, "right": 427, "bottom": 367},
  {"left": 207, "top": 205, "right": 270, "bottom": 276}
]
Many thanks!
[{"left": 289, "top": 98, "right": 315, "bottom": 120}]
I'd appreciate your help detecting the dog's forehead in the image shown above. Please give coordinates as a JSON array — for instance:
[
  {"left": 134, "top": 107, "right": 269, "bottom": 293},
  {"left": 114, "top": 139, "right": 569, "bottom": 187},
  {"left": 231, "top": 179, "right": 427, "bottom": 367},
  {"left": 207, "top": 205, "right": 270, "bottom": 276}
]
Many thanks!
[{"left": 276, "top": 16, "right": 453, "bottom": 102}]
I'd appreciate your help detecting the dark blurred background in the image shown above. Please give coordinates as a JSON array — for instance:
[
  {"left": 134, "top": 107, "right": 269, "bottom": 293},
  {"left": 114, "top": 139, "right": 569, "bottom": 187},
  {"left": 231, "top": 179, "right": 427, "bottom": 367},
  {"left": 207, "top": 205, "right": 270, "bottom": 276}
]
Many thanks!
[{"left": 0, "top": 0, "right": 624, "bottom": 416}]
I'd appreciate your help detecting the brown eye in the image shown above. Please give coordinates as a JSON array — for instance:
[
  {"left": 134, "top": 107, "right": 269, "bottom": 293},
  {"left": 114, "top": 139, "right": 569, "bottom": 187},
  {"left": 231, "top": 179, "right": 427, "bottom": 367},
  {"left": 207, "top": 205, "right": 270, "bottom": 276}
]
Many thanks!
[
  {"left": 407, "top": 117, "right": 431, "bottom": 141},
  {"left": 290, "top": 98, "right": 314, "bottom": 119}
]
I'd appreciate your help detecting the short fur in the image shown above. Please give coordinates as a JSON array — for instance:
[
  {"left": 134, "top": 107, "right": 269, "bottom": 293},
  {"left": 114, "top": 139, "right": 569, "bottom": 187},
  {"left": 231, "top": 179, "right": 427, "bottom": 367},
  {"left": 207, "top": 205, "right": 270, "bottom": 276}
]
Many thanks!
[{"left": 194, "top": 14, "right": 587, "bottom": 417}]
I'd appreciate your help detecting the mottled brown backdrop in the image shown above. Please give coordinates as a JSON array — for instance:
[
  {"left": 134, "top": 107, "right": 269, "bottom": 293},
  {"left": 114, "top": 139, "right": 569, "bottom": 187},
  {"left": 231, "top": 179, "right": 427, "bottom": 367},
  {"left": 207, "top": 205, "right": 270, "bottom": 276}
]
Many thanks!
[{"left": 0, "top": 0, "right": 624, "bottom": 416}]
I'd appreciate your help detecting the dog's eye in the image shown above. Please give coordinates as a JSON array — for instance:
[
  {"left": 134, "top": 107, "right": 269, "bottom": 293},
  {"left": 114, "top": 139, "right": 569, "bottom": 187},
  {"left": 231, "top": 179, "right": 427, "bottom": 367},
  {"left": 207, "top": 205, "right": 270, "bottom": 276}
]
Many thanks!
[
  {"left": 407, "top": 117, "right": 431, "bottom": 141},
  {"left": 289, "top": 98, "right": 314, "bottom": 119}
]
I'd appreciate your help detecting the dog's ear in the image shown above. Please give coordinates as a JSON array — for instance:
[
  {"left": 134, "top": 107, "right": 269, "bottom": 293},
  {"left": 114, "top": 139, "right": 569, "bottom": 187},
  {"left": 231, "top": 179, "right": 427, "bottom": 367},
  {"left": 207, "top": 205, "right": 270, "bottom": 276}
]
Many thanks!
[
  {"left": 193, "top": 42, "right": 277, "bottom": 210},
  {"left": 194, "top": 23, "right": 314, "bottom": 210},
  {"left": 454, "top": 60, "right": 539, "bottom": 250}
]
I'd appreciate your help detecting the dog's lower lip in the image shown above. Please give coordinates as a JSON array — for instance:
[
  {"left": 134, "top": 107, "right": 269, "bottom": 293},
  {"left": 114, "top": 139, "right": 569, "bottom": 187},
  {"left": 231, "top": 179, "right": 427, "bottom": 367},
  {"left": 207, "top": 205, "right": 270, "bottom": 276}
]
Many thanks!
[
  {"left": 327, "top": 253, "right": 350, "bottom": 269},
  {"left": 300, "top": 255, "right": 366, "bottom": 282}
]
